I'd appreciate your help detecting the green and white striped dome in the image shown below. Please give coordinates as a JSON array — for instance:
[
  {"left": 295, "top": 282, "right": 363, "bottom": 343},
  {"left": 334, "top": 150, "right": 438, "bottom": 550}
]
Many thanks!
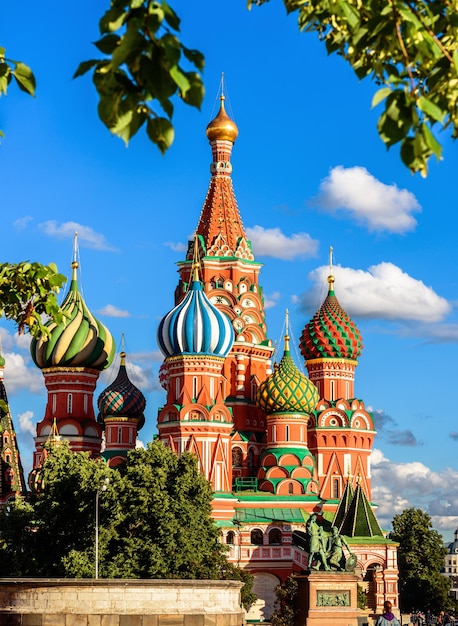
[{"left": 31, "top": 260, "right": 115, "bottom": 371}]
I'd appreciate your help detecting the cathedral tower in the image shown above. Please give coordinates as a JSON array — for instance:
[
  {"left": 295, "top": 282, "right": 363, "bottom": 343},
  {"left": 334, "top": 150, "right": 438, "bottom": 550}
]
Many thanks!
[
  {"left": 300, "top": 253, "right": 375, "bottom": 500},
  {"left": 157, "top": 252, "right": 235, "bottom": 494},
  {"left": 255, "top": 312, "right": 319, "bottom": 496},
  {"left": 169, "top": 93, "right": 274, "bottom": 481},
  {"left": 30, "top": 236, "right": 115, "bottom": 467},
  {"left": 97, "top": 344, "right": 146, "bottom": 466},
  {"left": 0, "top": 350, "right": 26, "bottom": 501}
]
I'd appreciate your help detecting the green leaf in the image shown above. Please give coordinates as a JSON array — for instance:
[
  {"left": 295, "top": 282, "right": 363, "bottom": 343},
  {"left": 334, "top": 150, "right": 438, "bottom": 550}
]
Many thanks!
[
  {"left": 422, "top": 123, "right": 442, "bottom": 159},
  {"left": 181, "top": 72, "right": 204, "bottom": 109},
  {"left": 417, "top": 96, "right": 446, "bottom": 124},
  {"left": 372, "top": 87, "right": 392, "bottom": 108},
  {"left": 169, "top": 65, "right": 191, "bottom": 94},
  {"left": 0, "top": 63, "right": 10, "bottom": 78},
  {"left": 94, "top": 34, "right": 120, "bottom": 55},
  {"left": 454, "top": 49, "right": 458, "bottom": 74},
  {"left": 100, "top": 7, "right": 128, "bottom": 33},
  {"left": 12, "top": 62, "right": 36, "bottom": 96},
  {"left": 162, "top": 0, "right": 181, "bottom": 31},
  {"left": 182, "top": 47, "right": 205, "bottom": 72},
  {"left": 73, "top": 59, "right": 99, "bottom": 79},
  {"left": 147, "top": 117, "right": 174, "bottom": 153}
]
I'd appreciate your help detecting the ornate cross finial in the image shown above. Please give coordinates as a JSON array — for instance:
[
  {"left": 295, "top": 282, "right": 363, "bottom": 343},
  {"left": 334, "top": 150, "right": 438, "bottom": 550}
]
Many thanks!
[
  {"left": 71, "top": 231, "right": 79, "bottom": 278},
  {"left": 192, "top": 235, "right": 201, "bottom": 282},
  {"left": 329, "top": 245, "right": 333, "bottom": 274},
  {"left": 284, "top": 309, "right": 290, "bottom": 352}
]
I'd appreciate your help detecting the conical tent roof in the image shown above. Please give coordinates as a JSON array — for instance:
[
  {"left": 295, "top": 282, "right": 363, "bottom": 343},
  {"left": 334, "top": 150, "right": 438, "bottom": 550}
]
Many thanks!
[{"left": 338, "top": 482, "right": 384, "bottom": 537}]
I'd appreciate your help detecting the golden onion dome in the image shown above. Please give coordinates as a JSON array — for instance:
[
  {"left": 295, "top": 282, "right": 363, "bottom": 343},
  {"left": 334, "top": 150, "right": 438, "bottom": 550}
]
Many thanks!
[{"left": 206, "top": 96, "right": 238, "bottom": 143}]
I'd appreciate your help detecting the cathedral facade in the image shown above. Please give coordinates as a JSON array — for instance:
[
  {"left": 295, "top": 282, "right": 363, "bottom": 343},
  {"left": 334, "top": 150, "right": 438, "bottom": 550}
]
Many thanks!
[{"left": 4, "top": 94, "right": 399, "bottom": 620}]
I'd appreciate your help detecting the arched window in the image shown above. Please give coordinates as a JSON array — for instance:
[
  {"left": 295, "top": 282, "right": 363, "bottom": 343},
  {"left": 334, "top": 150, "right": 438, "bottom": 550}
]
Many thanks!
[
  {"left": 288, "top": 483, "right": 294, "bottom": 494},
  {"left": 251, "top": 529, "right": 263, "bottom": 546},
  {"left": 193, "top": 376, "right": 198, "bottom": 398},
  {"left": 84, "top": 394, "right": 88, "bottom": 413},
  {"left": 285, "top": 425, "right": 289, "bottom": 441},
  {"left": 333, "top": 478, "right": 340, "bottom": 499},
  {"left": 226, "top": 531, "right": 235, "bottom": 545},
  {"left": 52, "top": 394, "right": 57, "bottom": 414},
  {"left": 118, "top": 427, "right": 122, "bottom": 444},
  {"left": 247, "top": 448, "right": 255, "bottom": 467},
  {"left": 330, "top": 380, "right": 335, "bottom": 400},
  {"left": 268, "top": 528, "right": 282, "bottom": 545},
  {"left": 67, "top": 393, "right": 73, "bottom": 414},
  {"left": 232, "top": 447, "right": 243, "bottom": 467}
]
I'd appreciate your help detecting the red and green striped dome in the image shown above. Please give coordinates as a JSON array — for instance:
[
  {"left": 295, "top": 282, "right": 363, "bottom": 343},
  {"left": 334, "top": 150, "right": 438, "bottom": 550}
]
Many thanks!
[
  {"left": 300, "top": 275, "right": 363, "bottom": 361},
  {"left": 31, "top": 261, "right": 115, "bottom": 371},
  {"left": 256, "top": 337, "right": 318, "bottom": 415}
]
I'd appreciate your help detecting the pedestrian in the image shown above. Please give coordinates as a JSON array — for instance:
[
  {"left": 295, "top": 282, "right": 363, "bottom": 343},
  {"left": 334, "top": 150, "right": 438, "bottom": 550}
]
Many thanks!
[{"left": 376, "top": 601, "right": 401, "bottom": 626}]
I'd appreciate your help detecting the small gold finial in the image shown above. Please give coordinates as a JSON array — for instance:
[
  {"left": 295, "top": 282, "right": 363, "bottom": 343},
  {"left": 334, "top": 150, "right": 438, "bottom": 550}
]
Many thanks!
[
  {"left": 120, "top": 332, "right": 126, "bottom": 365},
  {"left": 284, "top": 309, "right": 290, "bottom": 352},
  {"left": 328, "top": 245, "right": 335, "bottom": 289},
  {"left": 71, "top": 232, "right": 79, "bottom": 276},
  {"left": 192, "top": 235, "right": 201, "bottom": 282}
]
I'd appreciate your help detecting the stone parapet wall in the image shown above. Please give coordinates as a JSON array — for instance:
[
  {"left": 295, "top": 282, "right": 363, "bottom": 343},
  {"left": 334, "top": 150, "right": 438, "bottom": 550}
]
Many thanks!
[{"left": 0, "top": 578, "right": 244, "bottom": 626}]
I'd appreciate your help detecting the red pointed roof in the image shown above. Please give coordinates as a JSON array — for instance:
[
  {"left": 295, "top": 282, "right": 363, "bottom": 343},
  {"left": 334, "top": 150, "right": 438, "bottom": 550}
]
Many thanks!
[{"left": 194, "top": 97, "right": 254, "bottom": 261}]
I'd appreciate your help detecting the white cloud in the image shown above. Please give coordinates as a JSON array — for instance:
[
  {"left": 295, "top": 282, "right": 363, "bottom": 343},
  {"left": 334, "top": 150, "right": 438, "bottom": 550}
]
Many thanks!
[
  {"left": 98, "top": 304, "right": 131, "bottom": 318},
  {"left": 264, "top": 291, "right": 281, "bottom": 309},
  {"left": 371, "top": 448, "right": 458, "bottom": 538},
  {"left": 300, "top": 263, "right": 450, "bottom": 323},
  {"left": 315, "top": 166, "right": 421, "bottom": 233},
  {"left": 2, "top": 352, "right": 43, "bottom": 394},
  {"left": 39, "top": 221, "right": 117, "bottom": 251},
  {"left": 164, "top": 241, "right": 187, "bottom": 253},
  {"left": 99, "top": 352, "right": 163, "bottom": 393},
  {"left": 18, "top": 410, "right": 35, "bottom": 436},
  {"left": 13, "top": 216, "right": 33, "bottom": 232},
  {"left": 246, "top": 226, "right": 319, "bottom": 260}
]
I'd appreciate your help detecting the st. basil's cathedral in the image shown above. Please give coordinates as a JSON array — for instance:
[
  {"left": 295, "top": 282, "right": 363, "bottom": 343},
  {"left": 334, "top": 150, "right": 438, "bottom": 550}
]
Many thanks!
[{"left": 0, "top": 95, "right": 399, "bottom": 620}]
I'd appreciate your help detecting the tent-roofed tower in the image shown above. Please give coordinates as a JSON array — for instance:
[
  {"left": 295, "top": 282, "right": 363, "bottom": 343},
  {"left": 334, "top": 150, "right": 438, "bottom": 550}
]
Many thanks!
[
  {"left": 0, "top": 350, "right": 26, "bottom": 501},
  {"left": 255, "top": 311, "right": 319, "bottom": 496},
  {"left": 300, "top": 249, "right": 375, "bottom": 501},
  {"left": 30, "top": 234, "right": 115, "bottom": 467},
  {"left": 169, "top": 84, "right": 274, "bottom": 484},
  {"left": 97, "top": 340, "right": 146, "bottom": 467},
  {"left": 157, "top": 246, "right": 235, "bottom": 498}
]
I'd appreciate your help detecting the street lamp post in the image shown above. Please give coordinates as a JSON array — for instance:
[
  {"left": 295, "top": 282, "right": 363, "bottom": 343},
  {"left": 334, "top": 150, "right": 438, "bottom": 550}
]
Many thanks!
[{"left": 95, "top": 477, "right": 110, "bottom": 580}]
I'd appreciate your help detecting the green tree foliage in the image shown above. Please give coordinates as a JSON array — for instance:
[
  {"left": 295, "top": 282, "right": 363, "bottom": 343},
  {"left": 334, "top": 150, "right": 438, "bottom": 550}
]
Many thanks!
[
  {"left": 0, "top": 261, "right": 66, "bottom": 337},
  {"left": 3, "top": 1, "right": 458, "bottom": 174},
  {"left": 0, "top": 47, "right": 35, "bottom": 139},
  {"left": 99, "top": 441, "right": 229, "bottom": 579},
  {"left": 271, "top": 575, "right": 298, "bottom": 626},
  {"left": 74, "top": 0, "right": 204, "bottom": 152},
  {"left": 0, "top": 440, "right": 111, "bottom": 576},
  {"left": 389, "top": 507, "right": 451, "bottom": 613},
  {"left": 250, "top": 0, "right": 458, "bottom": 177},
  {"left": 0, "top": 440, "right": 254, "bottom": 608}
]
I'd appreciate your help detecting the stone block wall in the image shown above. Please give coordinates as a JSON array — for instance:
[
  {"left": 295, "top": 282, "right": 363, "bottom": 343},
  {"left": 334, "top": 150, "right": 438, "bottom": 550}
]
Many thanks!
[{"left": 0, "top": 579, "right": 244, "bottom": 626}]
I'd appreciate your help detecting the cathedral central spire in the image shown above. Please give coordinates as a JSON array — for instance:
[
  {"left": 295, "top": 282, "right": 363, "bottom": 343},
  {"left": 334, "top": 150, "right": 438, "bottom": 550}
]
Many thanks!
[{"left": 192, "top": 90, "right": 253, "bottom": 261}]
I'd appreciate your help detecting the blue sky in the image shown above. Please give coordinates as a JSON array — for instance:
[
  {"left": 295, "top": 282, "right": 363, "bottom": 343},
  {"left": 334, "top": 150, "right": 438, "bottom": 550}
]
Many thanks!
[{"left": 2, "top": 2, "right": 458, "bottom": 541}]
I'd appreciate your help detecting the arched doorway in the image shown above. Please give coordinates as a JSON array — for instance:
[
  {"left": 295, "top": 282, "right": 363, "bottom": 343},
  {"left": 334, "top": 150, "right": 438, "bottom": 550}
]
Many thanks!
[
  {"left": 246, "top": 572, "right": 280, "bottom": 621},
  {"left": 363, "top": 563, "right": 379, "bottom": 611}
]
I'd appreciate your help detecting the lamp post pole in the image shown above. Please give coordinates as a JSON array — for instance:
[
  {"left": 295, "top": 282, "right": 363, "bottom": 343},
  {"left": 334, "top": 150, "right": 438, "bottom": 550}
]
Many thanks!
[{"left": 95, "top": 477, "right": 110, "bottom": 580}]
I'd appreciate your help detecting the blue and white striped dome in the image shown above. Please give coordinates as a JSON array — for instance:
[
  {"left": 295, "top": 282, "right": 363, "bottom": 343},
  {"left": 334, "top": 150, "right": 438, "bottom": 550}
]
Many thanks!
[{"left": 157, "top": 280, "right": 234, "bottom": 358}]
